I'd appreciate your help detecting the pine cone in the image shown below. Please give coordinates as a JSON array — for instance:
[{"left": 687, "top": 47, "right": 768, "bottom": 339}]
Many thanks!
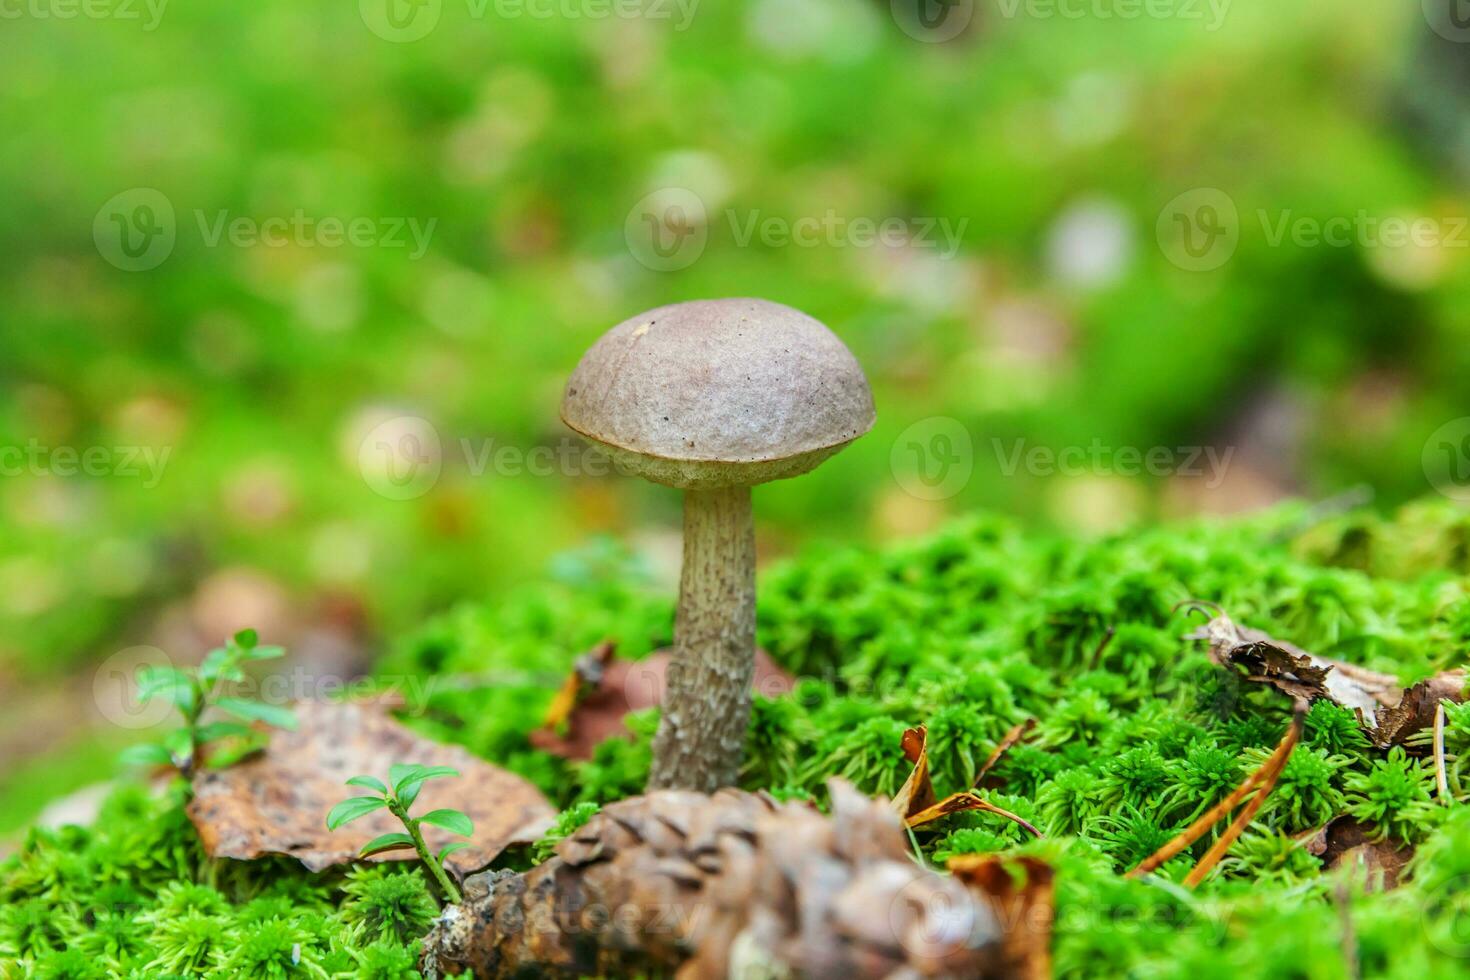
[{"left": 421, "top": 780, "right": 1052, "bottom": 979}]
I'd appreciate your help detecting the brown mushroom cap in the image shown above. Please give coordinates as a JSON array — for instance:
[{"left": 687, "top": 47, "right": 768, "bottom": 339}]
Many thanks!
[{"left": 561, "top": 298, "right": 875, "bottom": 489}]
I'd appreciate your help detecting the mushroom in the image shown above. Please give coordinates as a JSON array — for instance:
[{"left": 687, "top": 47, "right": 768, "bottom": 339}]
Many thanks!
[{"left": 561, "top": 298, "right": 875, "bottom": 792}]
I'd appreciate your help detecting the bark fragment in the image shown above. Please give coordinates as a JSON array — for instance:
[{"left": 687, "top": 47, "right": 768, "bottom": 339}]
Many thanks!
[{"left": 421, "top": 780, "right": 1053, "bottom": 979}]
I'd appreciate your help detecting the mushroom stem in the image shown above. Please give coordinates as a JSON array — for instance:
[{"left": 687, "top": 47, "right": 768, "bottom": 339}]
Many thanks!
[{"left": 648, "top": 484, "right": 756, "bottom": 792}]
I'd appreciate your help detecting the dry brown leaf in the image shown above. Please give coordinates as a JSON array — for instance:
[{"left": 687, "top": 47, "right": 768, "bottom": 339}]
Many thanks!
[
  {"left": 891, "top": 725, "right": 936, "bottom": 818},
  {"left": 948, "top": 854, "right": 1056, "bottom": 980},
  {"left": 1189, "top": 609, "right": 1466, "bottom": 748},
  {"left": 1373, "top": 670, "right": 1467, "bottom": 750},
  {"left": 893, "top": 725, "right": 1042, "bottom": 838},
  {"left": 1302, "top": 816, "right": 1414, "bottom": 891},
  {"left": 529, "top": 643, "right": 795, "bottom": 760},
  {"left": 188, "top": 700, "right": 555, "bottom": 875}
]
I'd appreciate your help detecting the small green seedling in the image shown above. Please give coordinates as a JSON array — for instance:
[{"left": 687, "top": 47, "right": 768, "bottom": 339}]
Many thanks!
[
  {"left": 327, "top": 764, "right": 473, "bottom": 904},
  {"left": 120, "top": 628, "right": 297, "bottom": 776}
]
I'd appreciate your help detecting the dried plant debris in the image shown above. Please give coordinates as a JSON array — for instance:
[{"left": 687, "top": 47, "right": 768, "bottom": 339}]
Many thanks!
[
  {"left": 1187, "top": 606, "right": 1466, "bottom": 748},
  {"left": 975, "top": 718, "right": 1038, "bottom": 788},
  {"left": 421, "top": 780, "right": 1053, "bottom": 979},
  {"left": 894, "top": 726, "right": 1042, "bottom": 838},
  {"left": 530, "top": 641, "right": 795, "bottom": 760},
  {"left": 188, "top": 700, "right": 555, "bottom": 875},
  {"left": 1374, "top": 670, "right": 1468, "bottom": 750},
  {"left": 1302, "top": 816, "right": 1414, "bottom": 891}
]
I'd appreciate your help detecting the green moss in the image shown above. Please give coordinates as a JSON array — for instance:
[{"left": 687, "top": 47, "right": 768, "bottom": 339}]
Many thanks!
[{"left": 7, "top": 500, "right": 1470, "bottom": 976}]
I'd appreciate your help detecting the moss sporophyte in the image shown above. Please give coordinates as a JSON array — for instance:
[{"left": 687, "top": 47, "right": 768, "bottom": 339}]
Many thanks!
[{"left": 6, "top": 499, "right": 1470, "bottom": 976}]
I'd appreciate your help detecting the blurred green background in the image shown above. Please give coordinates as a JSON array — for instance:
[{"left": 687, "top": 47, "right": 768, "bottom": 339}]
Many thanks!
[{"left": 2, "top": 0, "right": 1468, "bottom": 831}]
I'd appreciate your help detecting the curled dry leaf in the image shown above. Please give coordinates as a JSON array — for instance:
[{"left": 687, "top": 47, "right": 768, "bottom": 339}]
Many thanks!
[
  {"left": 188, "top": 700, "right": 554, "bottom": 875},
  {"left": 422, "top": 779, "right": 1053, "bottom": 980},
  {"left": 1188, "top": 609, "right": 1466, "bottom": 749},
  {"left": 893, "top": 726, "right": 1042, "bottom": 838},
  {"left": 529, "top": 641, "right": 795, "bottom": 760},
  {"left": 1302, "top": 816, "right": 1414, "bottom": 891}
]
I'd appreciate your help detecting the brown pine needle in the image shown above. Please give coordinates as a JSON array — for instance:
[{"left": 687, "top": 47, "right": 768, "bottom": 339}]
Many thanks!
[
  {"left": 1183, "top": 711, "right": 1301, "bottom": 887},
  {"left": 973, "top": 718, "right": 1037, "bottom": 788},
  {"left": 1127, "top": 706, "right": 1305, "bottom": 883},
  {"left": 1434, "top": 701, "right": 1451, "bottom": 802}
]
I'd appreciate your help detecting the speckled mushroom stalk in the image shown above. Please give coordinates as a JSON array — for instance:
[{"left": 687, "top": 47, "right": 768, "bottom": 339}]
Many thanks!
[
  {"left": 655, "top": 484, "right": 757, "bottom": 790},
  {"left": 561, "top": 298, "right": 874, "bottom": 792}
]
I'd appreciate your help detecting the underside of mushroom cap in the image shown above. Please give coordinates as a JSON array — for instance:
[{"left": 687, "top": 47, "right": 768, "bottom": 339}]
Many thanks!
[{"left": 560, "top": 298, "right": 875, "bottom": 488}]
